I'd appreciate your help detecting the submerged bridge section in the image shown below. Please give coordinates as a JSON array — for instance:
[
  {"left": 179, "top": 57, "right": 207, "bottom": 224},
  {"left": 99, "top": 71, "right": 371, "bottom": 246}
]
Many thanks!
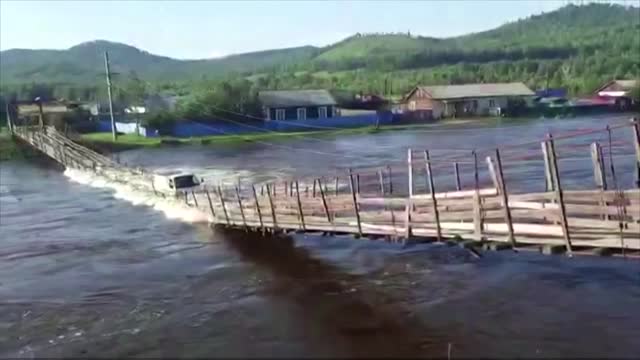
[{"left": 9, "top": 119, "right": 640, "bottom": 258}]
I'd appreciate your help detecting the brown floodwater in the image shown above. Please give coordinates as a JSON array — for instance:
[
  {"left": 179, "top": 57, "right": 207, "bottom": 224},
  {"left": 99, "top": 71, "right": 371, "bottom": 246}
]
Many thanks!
[{"left": 1, "top": 114, "right": 639, "bottom": 358}]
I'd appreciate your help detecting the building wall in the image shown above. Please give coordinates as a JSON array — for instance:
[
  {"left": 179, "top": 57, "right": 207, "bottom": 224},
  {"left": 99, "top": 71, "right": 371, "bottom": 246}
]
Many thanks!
[
  {"left": 267, "top": 105, "right": 335, "bottom": 120},
  {"left": 441, "top": 97, "right": 510, "bottom": 117}
]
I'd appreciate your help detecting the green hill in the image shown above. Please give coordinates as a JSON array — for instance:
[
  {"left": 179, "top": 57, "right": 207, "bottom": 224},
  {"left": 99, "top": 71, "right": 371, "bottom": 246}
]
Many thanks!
[
  {"left": 1, "top": 3, "right": 638, "bottom": 100},
  {"left": 0, "top": 40, "right": 318, "bottom": 85}
]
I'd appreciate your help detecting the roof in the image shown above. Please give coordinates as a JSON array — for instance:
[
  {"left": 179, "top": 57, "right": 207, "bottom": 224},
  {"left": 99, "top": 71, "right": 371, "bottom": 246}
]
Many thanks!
[
  {"left": 258, "top": 89, "right": 337, "bottom": 108},
  {"left": 595, "top": 79, "right": 638, "bottom": 94},
  {"left": 411, "top": 82, "right": 535, "bottom": 100}
]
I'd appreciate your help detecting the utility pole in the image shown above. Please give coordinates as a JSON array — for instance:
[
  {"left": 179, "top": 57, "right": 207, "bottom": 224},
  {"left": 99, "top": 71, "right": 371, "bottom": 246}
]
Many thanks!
[{"left": 104, "top": 51, "right": 117, "bottom": 141}]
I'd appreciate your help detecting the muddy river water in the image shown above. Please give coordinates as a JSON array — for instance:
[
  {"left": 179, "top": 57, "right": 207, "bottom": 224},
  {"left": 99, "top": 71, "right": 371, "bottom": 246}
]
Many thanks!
[{"left": 1, "top": 115, "right": 639, "bottom": 358}]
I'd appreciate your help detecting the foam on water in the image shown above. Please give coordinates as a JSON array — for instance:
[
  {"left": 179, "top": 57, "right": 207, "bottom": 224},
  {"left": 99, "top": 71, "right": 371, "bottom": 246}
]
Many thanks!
[{"left": 63, "top": 168, "right": 211, "bottom": 224}]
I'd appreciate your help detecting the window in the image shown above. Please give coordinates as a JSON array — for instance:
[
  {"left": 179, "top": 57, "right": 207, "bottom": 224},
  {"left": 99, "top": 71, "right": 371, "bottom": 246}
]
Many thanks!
[
  {"left": 275, "top": 109, "right": 285, "bottom": 120},
  {"left": 409, "top": 101, "right": 416, "bottom": 111},
  {"left": 297, "top": 108, "right": 307, "bottom": 120},
  {"left": 472, "top": 100, "right": 478, "bottom": 109},
  {"left": 489, "top": 99, "right": 496, "bottom": 108},
  {"left": 318, "top": 106, "right": 327, "bottom": 118}
]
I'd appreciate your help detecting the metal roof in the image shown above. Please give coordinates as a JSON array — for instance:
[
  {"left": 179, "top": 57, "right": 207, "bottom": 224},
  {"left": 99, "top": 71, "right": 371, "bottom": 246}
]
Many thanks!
[
  {"left": 596, "top": 79, "right": 638, "bottom": 93},
  {"left": 259, "top": 89, "right": 337, "bottom": 108},
  {"left": 416, "top": 82, "right": 535, "bottom": 100}
]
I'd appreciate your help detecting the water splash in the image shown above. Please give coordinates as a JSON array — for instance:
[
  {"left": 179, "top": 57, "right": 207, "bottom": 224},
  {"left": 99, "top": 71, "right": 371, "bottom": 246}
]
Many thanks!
[{"left": 63, "top": 168, "right": 210, "bottom": 224}]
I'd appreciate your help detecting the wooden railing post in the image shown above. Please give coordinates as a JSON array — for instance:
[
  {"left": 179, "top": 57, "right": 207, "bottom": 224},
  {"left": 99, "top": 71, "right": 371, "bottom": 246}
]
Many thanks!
[
  {"left": 378, "top": 169, "right": 385, "bottom": 195},
  {"left": 217, "top": 186, "right": 230, "bottom": 226},
  {"left": 547, "top": 135, "right": 572, "bottom": 255},
  {"left": 591, "top": 142, "right": 608, "bottom": 220},
  {"left": 348, "top": 169, "right": 362, "bottom": 237},
  {"left": 472, "top": 150, "right": 484, "bottom": 241},
  {"left": 312, "top": 179, "right": 317, "bottom": 198},
  {"left": 631, "top": 117, "right": 640, "bottom": 188},
  {"left": 335, "top": 176, "right": 339, "bottom": 196},
  {"left": 453, "top": 162, "right": 461, "bottom": 191},
  {"left": 424, "top": 150, "right": 442, "bottom": 241},
  {"left": 387, "top": 165, "right": 393, "bottom": 194},
  {"left": 251, "top": 184, "right": 264, "bottom": 232},
  {"left": 486, "top": 156, "right": 500, "bottom": 192},
  {"left": 541, "top": 141, "right": 555, "bottom": 192},
  {"left": 356, "top": 173, "right": 361, "bottom": 195},
  {"left": 317, "top": 178, "right": 332, "bottom": 225},
  {"left": 235, "top": 186, "right": 248, "bottom": 231},
  {"left": 205, "top": 188, "right": 216, "bottom": 219},
  {"left": 494, "top": 149, "right": 515, "bottom": 247},
  {"left": 191, "top": 189, "right": 199, "bottom": 207},
  {"left": 266, "top": 184, "right": 278, "bottom": 231},
  {"left": 294, "top": 181, "right": 306, "bottom": 231},
  {"left": 407, "top": 148, "right": 414, "bottom": 198},
  {"left": 150, "top": 178, "right": 157, "bottom": 196}
]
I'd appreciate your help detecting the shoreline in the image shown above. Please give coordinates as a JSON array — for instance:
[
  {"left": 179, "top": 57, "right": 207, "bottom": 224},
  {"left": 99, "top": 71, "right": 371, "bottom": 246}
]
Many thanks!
[{"left": 79, "top": 118, "right": 483, "bottom": 153}]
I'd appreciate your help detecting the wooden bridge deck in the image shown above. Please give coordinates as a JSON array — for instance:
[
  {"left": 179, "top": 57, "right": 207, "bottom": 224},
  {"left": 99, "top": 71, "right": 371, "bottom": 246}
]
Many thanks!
[{"left": 10, "top": 120, "right": 640, "bottom": 257}]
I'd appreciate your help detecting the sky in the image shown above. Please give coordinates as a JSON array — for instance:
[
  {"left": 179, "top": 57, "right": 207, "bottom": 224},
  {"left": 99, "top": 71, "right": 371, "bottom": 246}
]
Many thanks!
[{"left": 0, "top": 0, "right": 632, "bottom": 59}]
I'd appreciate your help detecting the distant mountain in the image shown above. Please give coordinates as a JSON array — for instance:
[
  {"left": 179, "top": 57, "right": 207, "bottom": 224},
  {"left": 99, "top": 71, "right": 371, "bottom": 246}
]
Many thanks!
[
  {"left": 0, "top": 3, "right": 638, "bottom": 92},
  {"left": 0, "top": 40, "right": 318, "bottom": 85}
]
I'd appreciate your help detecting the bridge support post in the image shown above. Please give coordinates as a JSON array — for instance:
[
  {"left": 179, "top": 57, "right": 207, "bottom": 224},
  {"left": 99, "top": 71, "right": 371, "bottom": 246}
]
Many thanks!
[
  {"left": 424, "top": 150, "right": 442, "bottom": 241},
  {"left": 547, "top": 135, "right": 572, "bottom": 256},
  {"left": 494, "top": 149, "right": 516, "bottom": 247}
]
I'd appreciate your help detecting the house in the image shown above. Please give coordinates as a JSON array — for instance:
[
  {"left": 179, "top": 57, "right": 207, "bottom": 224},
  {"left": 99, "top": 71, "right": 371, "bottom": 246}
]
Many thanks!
[
  {"left": 258, "top": 89, "right": 337, "bottom": 121},
  {"left": 403, "top": 82, "right": 535, "bottom": 120},
  {"left": 594, "top": 79, "right": 637, "bottom": 110}
]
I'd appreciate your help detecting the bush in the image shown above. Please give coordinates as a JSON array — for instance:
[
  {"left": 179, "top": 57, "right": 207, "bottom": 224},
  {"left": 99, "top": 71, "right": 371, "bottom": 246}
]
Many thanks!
[{"left": 142, "top": 112, "right": 177, "bottom": 135}]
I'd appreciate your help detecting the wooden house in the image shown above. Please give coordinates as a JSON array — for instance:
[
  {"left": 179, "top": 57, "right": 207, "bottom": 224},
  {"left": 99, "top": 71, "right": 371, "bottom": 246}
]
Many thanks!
[
  {"left": 259, "top": 90, "right": 337, "bottom": 121},
  {"left": 403, "top": 82, "right": 535, "bottom": 120}
]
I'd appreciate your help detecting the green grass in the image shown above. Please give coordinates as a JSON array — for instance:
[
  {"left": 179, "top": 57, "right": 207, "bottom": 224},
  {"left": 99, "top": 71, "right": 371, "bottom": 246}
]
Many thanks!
[
  {"left": 79, "top": 119, "right": 486, "bottom": 150},
  {"left": 81, "top": 127, "right": 388, "bottom": 148}
]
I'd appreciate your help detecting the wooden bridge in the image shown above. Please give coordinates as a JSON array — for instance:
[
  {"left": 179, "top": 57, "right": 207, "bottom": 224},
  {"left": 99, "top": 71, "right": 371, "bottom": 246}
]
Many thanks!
[{"left": 8, "top": 118, "right": 640, "bottom": 258}]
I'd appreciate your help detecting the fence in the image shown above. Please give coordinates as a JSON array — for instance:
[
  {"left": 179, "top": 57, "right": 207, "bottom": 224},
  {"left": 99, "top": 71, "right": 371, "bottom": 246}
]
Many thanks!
[{"left": 96, "top": 112, "right": 393, "bottom": 138}]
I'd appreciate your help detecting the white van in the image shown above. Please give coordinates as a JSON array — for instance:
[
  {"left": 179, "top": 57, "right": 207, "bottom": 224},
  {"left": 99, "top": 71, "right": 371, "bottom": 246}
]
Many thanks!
[{"left": 151, "top": 171, "right": 202, "bottom": 196}]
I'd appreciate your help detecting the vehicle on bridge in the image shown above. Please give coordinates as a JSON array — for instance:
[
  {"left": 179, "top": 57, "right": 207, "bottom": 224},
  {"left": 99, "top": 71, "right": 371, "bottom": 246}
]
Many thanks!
[{"left": 152, "top": 171, "right": 202, "bottom": 196}]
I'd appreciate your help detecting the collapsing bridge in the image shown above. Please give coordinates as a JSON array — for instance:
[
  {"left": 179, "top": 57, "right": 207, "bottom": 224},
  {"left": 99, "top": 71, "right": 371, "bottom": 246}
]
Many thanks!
[{"left": 8, "top": 116, "right": 640, "bottom": 258}]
